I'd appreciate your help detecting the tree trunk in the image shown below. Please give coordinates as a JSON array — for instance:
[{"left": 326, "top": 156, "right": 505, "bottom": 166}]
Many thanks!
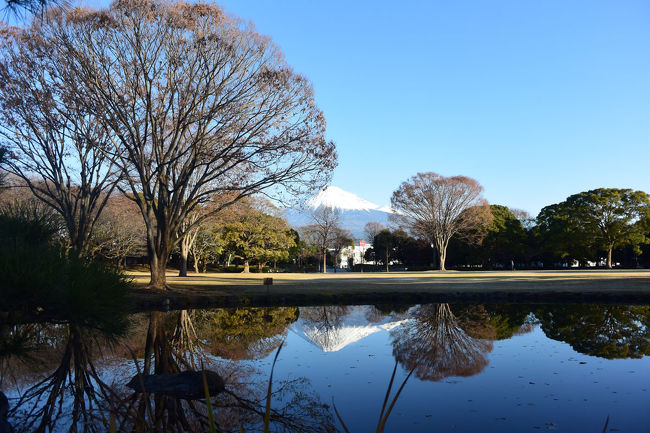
[
  {"left": 385, "top": 252, "right": 389, "bottom": 272},
  {"left": 243, "top": 260, "right": 250, "bottom": 273},
  {"left": 178, "top": 229, "right": 198, "bottom": 277},
  {"left": 607, "top": 244, "right": 614, "bottom": 269},
  {"left": 147, "top": 230, "right": 171, "bottom": 289},
  {"left": 149, "top": 253, "right": 168, "bottom": 289},
  {"left": 193, "top": 256, "right": 199, "bottom": 274},
  {"left": 322, "top": 249, "right": 327, "bottom": 273},
  {"left": 437, "top": 240, "right": 447, "bottom": 271},
  {"left": 178, "top": 248, "right": 188, "bottom": 277}
]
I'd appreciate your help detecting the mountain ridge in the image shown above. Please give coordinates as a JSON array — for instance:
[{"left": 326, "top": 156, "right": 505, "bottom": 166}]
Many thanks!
[{"left": 284, "top": 186, "right": 394, "bottom": 239}]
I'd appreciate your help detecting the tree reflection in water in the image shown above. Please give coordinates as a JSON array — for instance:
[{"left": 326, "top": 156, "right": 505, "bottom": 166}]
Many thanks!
[
  {"left": 300, "top": 306, "right": 352, "bottom": 330},
  {"left": 116, "top": 309, "right": 334, "bottom": 433},
  {"left": 3, "top": 320, "right": 126, "bottom": 433},
  {"left": 535, "top": 304, "right": 650, "bottom": 359},
  {"left": 390, "top": 304, "right": 496, "bottom": 381},
  {"left": 1, "top": 308, "right": 334, "bottom": 432},
  {"left": 194, "top": 307, "right": 300, "bottom": 361}
]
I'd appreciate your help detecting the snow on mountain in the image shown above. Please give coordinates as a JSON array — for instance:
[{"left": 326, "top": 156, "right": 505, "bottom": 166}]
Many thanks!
[
  {"left": 284, "top": 186, "right": 395, "bottom": 239},
  {"left": 306, "top": 186, "right": 381, "bottom": 211},
  {"left": 376, "top": 205, "right": 395, "bottom": 214}
]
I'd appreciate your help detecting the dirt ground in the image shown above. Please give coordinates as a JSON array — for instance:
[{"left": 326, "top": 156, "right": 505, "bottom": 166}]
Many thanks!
[{"left": 127, "top": 269, "right": 650, "bottom": 309}]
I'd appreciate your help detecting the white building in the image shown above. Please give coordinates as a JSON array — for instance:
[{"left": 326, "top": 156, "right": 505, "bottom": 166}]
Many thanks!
[{"left": 338, "top": 240, "right": 373, "bottom": 269}]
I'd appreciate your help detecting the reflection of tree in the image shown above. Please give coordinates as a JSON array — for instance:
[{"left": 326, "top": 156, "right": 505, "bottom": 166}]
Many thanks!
[
  {"left": 2, "top": 306, "right": 332, "bottom": 432},
  {"left": 193, "top": 308, "right": 299, "bottom": 361},
  {"left": 390, "top": 304, "right": 495, "bottom": 381},
  {"left": 122, "top": 310, "right": 332, "bottom": 432},
  {"left": 365, "top": 304, "right": 412, "bottom": 323},
  {"left": 7, "top": 323, "right": 121, "bottom": 433},
  {"left": 479, "top": 304, "right": 533, "bottom": 340},
  {"left": 535, "top": 305, "right": 650, "bottom": 359},
  {"left": 300, "top": 306, "right": 351, "bottom": 330}
]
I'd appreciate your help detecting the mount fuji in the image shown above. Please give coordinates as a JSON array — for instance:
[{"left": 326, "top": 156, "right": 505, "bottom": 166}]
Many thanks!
[{"left": 284, "top": 186, "right": 393, "bottom": 239}]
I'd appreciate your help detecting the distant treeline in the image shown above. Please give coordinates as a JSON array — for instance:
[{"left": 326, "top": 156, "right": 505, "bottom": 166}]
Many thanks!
[{"left": 364, "top": 189, "right": 650, "bottom": 270}]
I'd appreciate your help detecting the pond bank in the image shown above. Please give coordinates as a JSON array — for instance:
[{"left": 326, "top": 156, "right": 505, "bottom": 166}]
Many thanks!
[{"left": 128, "top": 270, "right": 650, "bottom": 309}]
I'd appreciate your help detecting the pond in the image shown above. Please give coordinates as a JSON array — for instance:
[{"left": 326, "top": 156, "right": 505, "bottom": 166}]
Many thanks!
[{"left": 1, "top": 303, "right": 649, "bottom": 432}]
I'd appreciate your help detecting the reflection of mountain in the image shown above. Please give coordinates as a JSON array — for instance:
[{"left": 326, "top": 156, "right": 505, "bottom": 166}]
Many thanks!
[{"left": 292, "top": 306, "right": 406, "bottom": 352}]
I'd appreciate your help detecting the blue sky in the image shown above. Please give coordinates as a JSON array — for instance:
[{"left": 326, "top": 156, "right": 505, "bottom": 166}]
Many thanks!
[{"left": 85, "top": 0, "right": 650, "bottom": 215}]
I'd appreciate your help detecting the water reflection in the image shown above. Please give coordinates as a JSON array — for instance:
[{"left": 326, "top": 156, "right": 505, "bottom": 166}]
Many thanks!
[
  {"left": 2, "top": 320, "right": 125, "bottom": 432},
  {"left": 1, "top": 303, "right": 649, "bottom": 432},
  {"left": 192, "top": 307, "right": 299, "bottom": 361},
  {"left": 296, "top": 306, "right": 406, "bottom": 352},
  {"left": 535, "top": 304, "right": 650, "bottom": 359},
  {"left": 390, "top": 304, "right": 495, "bottom": 381}
]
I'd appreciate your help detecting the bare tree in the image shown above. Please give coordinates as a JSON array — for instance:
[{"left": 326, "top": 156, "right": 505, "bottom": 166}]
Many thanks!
[
  {"left": 41, "top": 0, "right": 336, "bottom": 288},
  {"left": 190, "top": 226, "right": 222, "bottom": 273},
  {"left": 363, "top": 221, "right": 385, "bottom": 244},
  {"left": 390, "top": 172, "right": 491, "bottom": 271},
  {"left": 0, "top": 25, "right": 121, "bottom": 257},
  {"left": 90, "top": 194, "right": 146, "bottom": 268},
  {"left": 303, "top": 206, "right": 341, "bottom": 273},
  {"left": 510, "top": 208, "right": 535, "bottom": 230}
]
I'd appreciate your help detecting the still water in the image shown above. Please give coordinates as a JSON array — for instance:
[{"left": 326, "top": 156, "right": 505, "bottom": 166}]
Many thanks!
[{"left": 1, "top": 304, "right": 649, "bottom": 432}]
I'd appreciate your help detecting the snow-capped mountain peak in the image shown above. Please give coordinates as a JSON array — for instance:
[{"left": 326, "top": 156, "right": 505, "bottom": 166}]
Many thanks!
[
  {"left": 376, "top": 205, "right": 395, "bottom": 214},
  {"left": 306, "top": 186, "right": 381, "bottom": 211}
]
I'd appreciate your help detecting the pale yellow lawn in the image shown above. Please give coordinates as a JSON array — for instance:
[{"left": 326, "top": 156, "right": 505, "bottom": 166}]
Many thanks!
[{"left": 127, "top": 269, "right": 650, "bottom": 297}]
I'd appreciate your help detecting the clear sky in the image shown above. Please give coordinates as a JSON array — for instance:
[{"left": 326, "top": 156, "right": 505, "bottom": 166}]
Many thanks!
[{"left": 85, "top": 0, "right": 650, "bottom": 215}]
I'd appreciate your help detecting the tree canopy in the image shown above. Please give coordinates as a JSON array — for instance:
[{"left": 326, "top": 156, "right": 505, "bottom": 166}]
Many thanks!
[
  {"left": 391, "top": 172, "right": 492, "bottom": 270},
  {"left": 4, "top": 0, "right": 336, "bottom": 287},
  {"left": 223, "top": 209, "right": 295, "bottom": 273},
  {"left": 536, "top": 188, "right": 650, "bottom": 268}
]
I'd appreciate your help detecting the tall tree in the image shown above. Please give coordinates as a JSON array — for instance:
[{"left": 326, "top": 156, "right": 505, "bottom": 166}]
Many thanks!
[
  {"left": 373, "top": 229, "right": 396, "bottom": 272},
  {"left": 537, "top": 189, "right": 650, "bottom": 268},
  {"left": 390, "top": 172, "right": 491, "bottom": 270},
  {"left": 0, "top": 25, "right": 121, "bottom": 257},
  {"left": 39, "top": 0, "right": 336, "bottom": 288},
  {"left": 303, "top": 206, "right": 341, "bottom": 273},
  {"left": 478, "top": 205, "right": 527, "bottom": 267}
]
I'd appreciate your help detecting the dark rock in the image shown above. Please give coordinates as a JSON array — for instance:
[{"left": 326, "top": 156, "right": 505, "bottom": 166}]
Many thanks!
[{"left": 126, "top": 370, "right": 225, "bottom": 400}]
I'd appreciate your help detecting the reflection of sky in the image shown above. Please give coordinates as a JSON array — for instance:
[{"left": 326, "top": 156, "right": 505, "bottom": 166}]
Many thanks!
[
  {"left": 263, "top": 323, "right": 650, "bottom": 433},
  {"left": 5, "top": 307, "right": 649, "bottom": 432}
]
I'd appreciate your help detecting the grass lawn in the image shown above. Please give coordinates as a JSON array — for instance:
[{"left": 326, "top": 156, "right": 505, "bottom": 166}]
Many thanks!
[{"left": 127, "top": 269, "right": 650, "bottom": 309}]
